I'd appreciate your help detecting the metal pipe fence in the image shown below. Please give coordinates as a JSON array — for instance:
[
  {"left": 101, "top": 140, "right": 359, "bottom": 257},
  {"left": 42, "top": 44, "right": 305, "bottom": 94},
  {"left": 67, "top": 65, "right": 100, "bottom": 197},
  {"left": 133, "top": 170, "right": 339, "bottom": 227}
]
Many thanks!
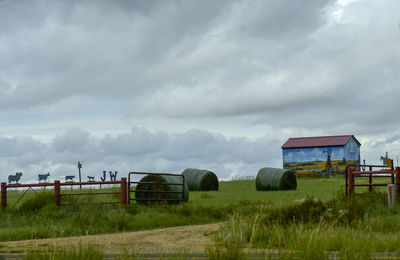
[
  {"left": 346, "top": 166, "right": 400, "bottom": 198},
  {"left": 1, "top": 178, "right": 127, "bottom": 209}
]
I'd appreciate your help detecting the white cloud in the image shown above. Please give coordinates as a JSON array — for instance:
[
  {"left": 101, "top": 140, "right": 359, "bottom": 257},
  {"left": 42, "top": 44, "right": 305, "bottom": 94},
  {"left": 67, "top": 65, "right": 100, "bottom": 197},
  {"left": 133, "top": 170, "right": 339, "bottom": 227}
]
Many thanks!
[{"left": 0, "top": 0, "right": 398, "bottom": 180}]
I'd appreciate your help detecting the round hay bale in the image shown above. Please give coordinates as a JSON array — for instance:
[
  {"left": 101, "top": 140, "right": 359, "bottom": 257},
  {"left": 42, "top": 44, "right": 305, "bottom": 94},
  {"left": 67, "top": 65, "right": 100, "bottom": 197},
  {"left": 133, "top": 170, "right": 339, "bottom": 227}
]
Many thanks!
[
  {"left": 135, "top": 174, "right": 189, "bottom": 204},
  {"left": 256, "top": 167, "right": 297, "bottom": 191},
  {"left": 181, "top": 168, "right": 219, "bottom": 191}
]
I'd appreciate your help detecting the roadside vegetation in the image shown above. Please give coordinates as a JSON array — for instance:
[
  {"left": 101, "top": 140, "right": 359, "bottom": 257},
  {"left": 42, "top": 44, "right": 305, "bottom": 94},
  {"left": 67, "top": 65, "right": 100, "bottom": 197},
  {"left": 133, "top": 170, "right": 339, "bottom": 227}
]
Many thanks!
[
  {"left": 0, "top": 191, "right": 232, "bottom": 241},
  {"left": 217, "top": 194, "right": 400, "bottom": 258},
  {"left": 25, "top": 245, "right": 104, "bottom": 260},
  {"left": 1, "top": 176, "right": 399, "bottom": 258}
]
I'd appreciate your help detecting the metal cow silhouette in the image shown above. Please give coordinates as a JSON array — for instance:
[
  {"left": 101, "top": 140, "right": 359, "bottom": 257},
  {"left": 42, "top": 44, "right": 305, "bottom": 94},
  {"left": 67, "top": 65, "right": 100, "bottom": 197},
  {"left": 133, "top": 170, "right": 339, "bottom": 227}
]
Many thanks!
[
  {"left": 38, "top": 173, "right": 50, "bottom": 183},
  {"left": 8, "top": 172, "right": 23, "bottom": 184}
]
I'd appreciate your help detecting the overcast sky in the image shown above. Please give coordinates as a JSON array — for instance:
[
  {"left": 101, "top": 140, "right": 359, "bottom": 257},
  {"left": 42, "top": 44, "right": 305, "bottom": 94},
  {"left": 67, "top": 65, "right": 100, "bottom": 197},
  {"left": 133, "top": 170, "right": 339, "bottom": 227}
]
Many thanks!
[{"left": 0, "top": 0, "right": 399, "bottom": 182}]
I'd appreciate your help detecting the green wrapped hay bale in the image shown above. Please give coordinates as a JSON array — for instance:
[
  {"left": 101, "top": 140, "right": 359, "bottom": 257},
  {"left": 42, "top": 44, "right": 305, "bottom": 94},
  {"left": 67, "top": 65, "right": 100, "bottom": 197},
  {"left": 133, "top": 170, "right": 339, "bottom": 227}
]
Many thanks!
[
  {"left": 181, "top": 168, "right": 219, "bottom": 191},
  {"left": 135, "top": 174, "right": 189, "bottom": 204},
  {"left": 256, "top": 167, "right": 297, "bottom": 191}
]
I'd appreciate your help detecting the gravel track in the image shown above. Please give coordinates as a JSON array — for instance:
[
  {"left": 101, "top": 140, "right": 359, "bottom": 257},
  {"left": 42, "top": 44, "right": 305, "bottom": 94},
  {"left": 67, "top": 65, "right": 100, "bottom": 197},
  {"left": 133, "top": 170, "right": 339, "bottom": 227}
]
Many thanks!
[{"left": 1, "top": 223, "right": 222, "bottom": 254}]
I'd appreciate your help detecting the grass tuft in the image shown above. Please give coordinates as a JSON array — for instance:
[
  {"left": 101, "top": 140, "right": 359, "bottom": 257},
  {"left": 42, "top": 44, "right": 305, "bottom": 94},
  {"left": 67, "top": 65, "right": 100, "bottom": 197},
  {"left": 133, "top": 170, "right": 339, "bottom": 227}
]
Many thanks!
[{"left": 25, "top": 245, "right": 103, "bottom": 260}]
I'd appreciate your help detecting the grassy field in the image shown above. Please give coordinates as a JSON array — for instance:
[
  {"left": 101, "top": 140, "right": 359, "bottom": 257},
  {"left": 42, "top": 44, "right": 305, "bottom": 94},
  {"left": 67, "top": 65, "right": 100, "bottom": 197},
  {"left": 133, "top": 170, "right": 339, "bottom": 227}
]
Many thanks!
[
  {"left": 190, "top": 177, "right": 345, "bottom": 206},
  {"left": 4, "top": 177, "right": 347, "bottom": 209},
  {"left": 0, "top": 177, "right": 347, "bottom": 242},
  {"left": 1, "top": 176, "right": 399, "bottom": 258}
]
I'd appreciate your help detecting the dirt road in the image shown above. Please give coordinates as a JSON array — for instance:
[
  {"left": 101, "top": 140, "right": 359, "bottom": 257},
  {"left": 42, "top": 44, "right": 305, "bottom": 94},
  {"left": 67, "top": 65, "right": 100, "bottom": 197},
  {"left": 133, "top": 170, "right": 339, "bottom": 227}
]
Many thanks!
[{"left": 2, "top": 223, "right": 222, "bottom": 254}]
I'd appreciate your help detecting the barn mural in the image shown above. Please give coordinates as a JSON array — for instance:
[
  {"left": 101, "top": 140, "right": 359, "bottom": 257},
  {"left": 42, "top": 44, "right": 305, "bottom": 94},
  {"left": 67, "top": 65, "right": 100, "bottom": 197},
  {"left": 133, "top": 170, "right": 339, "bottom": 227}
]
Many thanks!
[{"left": 282, "top": 135, "right": 361, "bottom": 175}]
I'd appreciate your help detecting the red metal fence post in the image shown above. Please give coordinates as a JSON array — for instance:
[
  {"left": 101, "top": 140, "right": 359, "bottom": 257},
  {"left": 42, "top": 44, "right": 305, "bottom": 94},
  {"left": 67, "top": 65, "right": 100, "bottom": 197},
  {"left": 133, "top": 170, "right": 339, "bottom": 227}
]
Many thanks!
[
  {"left": 345, "top": 167, "right": 348, "bottom": 196},
  {"left": 347, "top": 167, "right": 354, "bottom": 196},
  {"left": 54, "top": 180, "right": 61, "bottom": 206},
  {"left": 1, "top": 182, "right": 7, "bottom": 210},
  {"left": 182, "top": 174, "right": 185, "bottom": 203},
  {"left": 396, "top": 167, "right": 400, "bottom": 203},
  {"left": 391, "top": 162, "right": 395, "bottom": 184},
  {"left": 121, "top": 178, "right": 127, "bottom": 206},
  {"left": 127, "top": 173, "right": 131, "bottom": 205}
]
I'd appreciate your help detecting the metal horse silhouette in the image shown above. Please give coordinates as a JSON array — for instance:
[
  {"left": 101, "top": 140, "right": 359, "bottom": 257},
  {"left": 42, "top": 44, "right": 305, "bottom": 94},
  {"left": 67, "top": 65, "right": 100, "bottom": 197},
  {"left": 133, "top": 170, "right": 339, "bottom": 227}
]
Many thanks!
[{"left": 8, "top": 172, "right": 23, "bottom": 184}]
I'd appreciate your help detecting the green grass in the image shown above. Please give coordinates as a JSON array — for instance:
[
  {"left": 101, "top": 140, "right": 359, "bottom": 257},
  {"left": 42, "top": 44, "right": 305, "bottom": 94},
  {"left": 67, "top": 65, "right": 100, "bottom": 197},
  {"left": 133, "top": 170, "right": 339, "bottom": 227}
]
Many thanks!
[
  {"left": 1, "top": 175, "right": 398, "bottom": 257},
  {"left": 189, "top": 177, "right": 345, "bottom": 206},
  {"left": 5, "top": 176, "right": 389, "bottom": 207},
  {"left": 190, "top": 176, "right": 391, "bottom": 206},
  {"left": 4, "top": 177, "right": 346, "bottom": 214}
]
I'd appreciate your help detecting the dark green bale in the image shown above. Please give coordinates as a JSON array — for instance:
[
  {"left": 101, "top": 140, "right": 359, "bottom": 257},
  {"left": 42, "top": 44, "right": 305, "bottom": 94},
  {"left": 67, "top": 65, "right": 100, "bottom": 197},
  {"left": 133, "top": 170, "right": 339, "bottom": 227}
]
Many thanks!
[
  {"left": 256, "top": 167, "right": 297, "bottom": 191},
  {"left": 181, "top": 168, "right": 219, "bottom": 191},
  {"left": 135, "top": 174, "right": 189, "bottom": 204}
]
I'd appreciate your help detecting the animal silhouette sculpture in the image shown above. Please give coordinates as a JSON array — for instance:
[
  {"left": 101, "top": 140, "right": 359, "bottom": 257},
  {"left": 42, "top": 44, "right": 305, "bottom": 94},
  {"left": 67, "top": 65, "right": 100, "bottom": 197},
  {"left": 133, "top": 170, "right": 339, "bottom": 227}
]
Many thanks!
[
  {"left": 65, "top": 175, "right": 75, "bottom": 182},
  {"left": 109, "top": 171, "right": 118, "bottom": 181},
  {"left": 8, "top": 172, "right": 23, "bottom": 184},
  {"left": 38, "top": 173, "right": 50, "bottom": 183},
  {"left": 87, "top": 176, "right": 95, "bottom": 182}
]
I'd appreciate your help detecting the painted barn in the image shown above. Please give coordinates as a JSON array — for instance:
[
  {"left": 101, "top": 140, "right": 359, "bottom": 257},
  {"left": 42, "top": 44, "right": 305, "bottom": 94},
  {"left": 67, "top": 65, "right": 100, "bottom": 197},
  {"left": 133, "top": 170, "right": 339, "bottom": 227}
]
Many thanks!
[{"left": 282, "top": 135, "right": 361, "bottom": 175}]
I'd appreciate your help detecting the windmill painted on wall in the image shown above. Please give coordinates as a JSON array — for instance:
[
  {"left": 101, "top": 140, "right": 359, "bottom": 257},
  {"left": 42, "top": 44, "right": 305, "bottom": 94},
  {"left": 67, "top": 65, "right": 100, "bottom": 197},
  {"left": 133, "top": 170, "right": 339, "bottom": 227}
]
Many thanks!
[{"left": 324, "top": 148, "right": 333, "bottom": 173}]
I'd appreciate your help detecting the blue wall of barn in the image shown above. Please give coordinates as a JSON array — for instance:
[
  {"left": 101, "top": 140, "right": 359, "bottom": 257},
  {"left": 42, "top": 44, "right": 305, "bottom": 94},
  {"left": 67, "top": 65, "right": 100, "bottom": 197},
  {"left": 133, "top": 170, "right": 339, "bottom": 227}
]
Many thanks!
[{"left": 343, "top": 137, "right": 361, "bottom": 162}]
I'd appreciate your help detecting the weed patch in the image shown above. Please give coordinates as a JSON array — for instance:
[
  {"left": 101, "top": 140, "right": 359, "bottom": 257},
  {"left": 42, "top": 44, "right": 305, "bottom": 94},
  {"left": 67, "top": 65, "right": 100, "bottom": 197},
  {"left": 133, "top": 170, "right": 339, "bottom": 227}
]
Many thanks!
[
  {"left": 18, "top": 191, "right": 54, "bottom": 214},
  {"left": 217, "top": 194, "right": 400, "bottom": 254}
]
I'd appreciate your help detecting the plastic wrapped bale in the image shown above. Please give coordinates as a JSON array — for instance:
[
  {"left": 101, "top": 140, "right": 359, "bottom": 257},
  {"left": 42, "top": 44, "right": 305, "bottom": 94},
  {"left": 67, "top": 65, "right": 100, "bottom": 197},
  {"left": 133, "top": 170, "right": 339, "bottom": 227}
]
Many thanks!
[
  {"left": 256, "top": 167, "right": 297, "bottom": 191},
  {"left": 135, "top": 174, "right": 189, "bottom": 204},
  {"left": 181, "top": 168, "right": 219, "bottom": 191}
]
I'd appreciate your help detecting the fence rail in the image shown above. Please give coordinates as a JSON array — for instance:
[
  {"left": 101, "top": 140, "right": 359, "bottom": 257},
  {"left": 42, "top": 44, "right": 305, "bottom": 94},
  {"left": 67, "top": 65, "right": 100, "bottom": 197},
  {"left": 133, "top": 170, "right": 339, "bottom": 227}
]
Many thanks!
[
  {"left": 346, "top": 166, "right": 400, "bottom": 197},
  {"left": 1, "top": 178, "right": 127, "bottom": 209}
]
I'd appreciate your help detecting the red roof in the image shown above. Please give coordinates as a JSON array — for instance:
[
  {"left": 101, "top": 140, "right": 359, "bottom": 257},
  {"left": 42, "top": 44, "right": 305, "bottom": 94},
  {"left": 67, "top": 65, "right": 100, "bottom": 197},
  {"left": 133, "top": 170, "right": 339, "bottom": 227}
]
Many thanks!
[{"left": 282, "top": 135, "right": 360, "bottom": 149}]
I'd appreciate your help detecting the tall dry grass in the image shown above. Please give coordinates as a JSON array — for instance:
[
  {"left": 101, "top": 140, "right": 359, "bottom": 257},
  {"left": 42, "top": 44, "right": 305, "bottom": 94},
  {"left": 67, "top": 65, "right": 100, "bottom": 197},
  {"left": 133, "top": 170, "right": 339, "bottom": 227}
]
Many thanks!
[{"left": 216, "top": 194, "right": 400, "bottom": 258}]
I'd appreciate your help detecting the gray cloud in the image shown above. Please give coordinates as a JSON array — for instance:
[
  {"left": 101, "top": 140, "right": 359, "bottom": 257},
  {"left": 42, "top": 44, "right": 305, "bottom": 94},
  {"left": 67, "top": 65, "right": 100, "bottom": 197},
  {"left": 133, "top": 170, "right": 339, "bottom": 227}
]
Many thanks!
[
  {"left": 0, "top": 0, "right": 399, "bottom": 179},
  {"left": 0, "top": 0, "right": 336, "bottom": 108},
  {"left": 0, "top": 127, "right": 397, "bottom": 184},
  {"left": 0, "top": 128, "right": 283, "bottom": 183}
]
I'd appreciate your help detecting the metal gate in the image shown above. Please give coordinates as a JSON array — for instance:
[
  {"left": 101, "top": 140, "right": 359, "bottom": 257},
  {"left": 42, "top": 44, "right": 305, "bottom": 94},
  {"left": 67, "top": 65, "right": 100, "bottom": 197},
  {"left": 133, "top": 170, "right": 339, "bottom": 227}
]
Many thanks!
[
  {"left": 128, "top": 172, "right": 185, "bottom": 204},
  {"left": 346, "top": 166, "right": 400, "bottom": 197},
  {"left": 1, "top": 178, "right": 128, "bottom": 209},
  {"left": 1, "top": 182, "right": 54, "bottom": 209}
]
